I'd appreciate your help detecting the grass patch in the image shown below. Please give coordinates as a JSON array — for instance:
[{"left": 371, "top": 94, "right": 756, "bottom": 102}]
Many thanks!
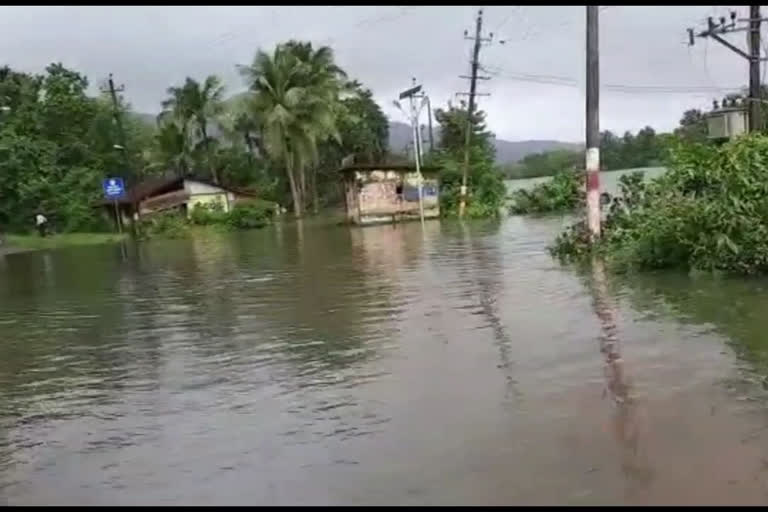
[{"left": 5, "top": 232, "right": 128, "bottom": 251}]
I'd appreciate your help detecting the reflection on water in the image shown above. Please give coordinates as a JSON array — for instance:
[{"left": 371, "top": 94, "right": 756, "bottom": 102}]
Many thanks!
[
  {"left": 588, "top": 259, "right": 653, "bottom": 500},
  {"left": 2, "top": 217, "right": 768, "bottom": 504}
]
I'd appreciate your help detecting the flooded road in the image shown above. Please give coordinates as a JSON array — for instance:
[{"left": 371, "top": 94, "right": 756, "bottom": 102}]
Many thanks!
[{"left": 3, "top": 217, "right": 768, "bottom": 505}]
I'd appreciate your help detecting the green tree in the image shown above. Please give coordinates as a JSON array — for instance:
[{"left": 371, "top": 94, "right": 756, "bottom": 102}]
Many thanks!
[
  {"left": 161, "top": 75, "right": 225, "bottom": 183},
  {"left": 238, "top": 42, "right": 344, "bottom": 217},
  {"left": 675, "top": 109, "right": 708, "bottom": 142},
  {"left": 433, "top": 101, "right": 504, "bottom": 217},
  {"left": 0, "top": 64, "right": 130, "bottom": 232}
]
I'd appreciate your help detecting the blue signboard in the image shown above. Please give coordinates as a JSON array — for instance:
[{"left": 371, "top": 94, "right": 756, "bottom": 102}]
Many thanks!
[{"left": 103, "top": 177, "right": 125, "bottom": 199}]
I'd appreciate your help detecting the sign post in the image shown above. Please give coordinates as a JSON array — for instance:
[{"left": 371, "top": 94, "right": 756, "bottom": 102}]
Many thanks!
[{"left": 103, "top": 178, "right": 126, "bottom": 234}]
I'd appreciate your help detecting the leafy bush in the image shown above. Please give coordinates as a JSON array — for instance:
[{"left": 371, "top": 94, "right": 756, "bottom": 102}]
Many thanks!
[
  {"left": 439, "top": 164, "right": 507, "bottom": 219},
  {"left": 551, "top": 135, "right": 768, "bottom": 275},
  {"left": 509, "top": 168, "right": 585, "bottom": 214},
  {"left": 190, "top": 201, "right": 228, "bottom": 226},
  {"left": 227, "top": 200, "right": 274, "bottom": 229},
  {"left": 139, "top": 210, "right": 190, "bottom": 239},
  {"left": 189, "top": 199, "right": 275, "bottom": 230}
]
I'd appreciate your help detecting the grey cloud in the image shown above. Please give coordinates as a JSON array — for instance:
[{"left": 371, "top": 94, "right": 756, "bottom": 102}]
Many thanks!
[{"left": 0, "top": 5, "right": 758, "bottom": 141}]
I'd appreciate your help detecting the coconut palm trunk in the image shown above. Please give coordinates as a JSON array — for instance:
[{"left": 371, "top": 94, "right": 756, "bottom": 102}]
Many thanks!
[
  {"left": 200, "top": 122, "right": 219, "bottom": 184},
  {"left": 311, "top": 166, "right": 319, "bottom": 215},
  {"left": 285, "top": 153, "right": 302, "bottom": 218}
]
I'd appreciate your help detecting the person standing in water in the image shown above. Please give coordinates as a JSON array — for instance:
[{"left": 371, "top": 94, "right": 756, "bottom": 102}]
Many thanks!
[{"left": 35, "top": 212, "right": 48, "bottom": 237}]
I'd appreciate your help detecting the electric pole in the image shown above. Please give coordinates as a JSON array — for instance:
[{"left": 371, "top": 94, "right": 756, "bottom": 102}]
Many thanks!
[
  {"left": 750, "top": 5, "right": 761, "bottom": 131},
  {"left": 425, "top": 95, "right": 434, "bottom": 154},
  {"left": 458, "top": 8, "right": 492, "bottom": 218},
  {"left": 100, "top": 74, "right": 132, "bottom": 181},
  {"left": 586, "top": 5, "right": 601, "bottom": 240},
  {"left": 688, "top": 7, "right": 763, "bottom": 132}
]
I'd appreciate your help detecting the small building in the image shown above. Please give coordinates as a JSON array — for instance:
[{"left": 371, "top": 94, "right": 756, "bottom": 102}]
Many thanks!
[
  {"left": 100, "top": 175, "right": 261, "bottom": 227},
  {"left": 340, "top": 164, "right": 440, "bottom": 225}
]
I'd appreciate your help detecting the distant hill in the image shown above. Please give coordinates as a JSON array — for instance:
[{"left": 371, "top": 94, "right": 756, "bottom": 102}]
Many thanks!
[{"left": 387, "top": 121, "right": 581, "bottom": 164}]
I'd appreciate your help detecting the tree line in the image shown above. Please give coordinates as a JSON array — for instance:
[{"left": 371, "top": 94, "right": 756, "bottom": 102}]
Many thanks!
[
  {"left": 504, "top": 126, "right": 671, "bottom": 180},
  {"left": 0, "top": 39, "right": 506, "bottom": 233},
  {"left": 0, "top": 42, "right": 390, "bottom": 231}
]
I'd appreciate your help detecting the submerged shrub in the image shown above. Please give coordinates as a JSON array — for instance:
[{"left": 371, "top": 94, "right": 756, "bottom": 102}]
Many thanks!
[
  {"left": 551, "top": 135, "right": 768, "bottom": 275},
  {"left": 509, "top": 168, "right": 585, "bottom": 215},
  {"left": 226, "top": 200, "right": 274, "bottom": 229}
]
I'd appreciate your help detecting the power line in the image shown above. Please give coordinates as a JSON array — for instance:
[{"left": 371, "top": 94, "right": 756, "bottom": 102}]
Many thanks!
[{"left": 487, "top": 65, "right": 743, "bottom": 93}]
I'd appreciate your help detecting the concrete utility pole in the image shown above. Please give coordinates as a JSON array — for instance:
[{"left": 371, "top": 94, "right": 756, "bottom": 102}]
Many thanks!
[
  {"left": 458, "top": 8, "right": 492, "bottom": 218},
  {"left": 425, "top": 95, "right": 435, "bottom": 154},
  {"left": 688, "top": 7, "right": 763, "bottom": 132},
  {"left": 750, "top": 5, "right": 761, "bottom": 131},
  {"left": 101, "top": 74, "right": 132, "bottom": 181},
  {"left": 586, "top": 5, "right": 601, "bottom": 240}
]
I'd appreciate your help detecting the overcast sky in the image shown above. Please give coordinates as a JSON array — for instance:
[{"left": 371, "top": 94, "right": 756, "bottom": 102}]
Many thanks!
[{"left": 0, "top": 5, "right": 760, "bottom": 142}]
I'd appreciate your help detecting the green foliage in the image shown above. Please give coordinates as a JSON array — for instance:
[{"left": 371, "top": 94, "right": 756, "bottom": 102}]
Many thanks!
[
  {"left": 139, "top": 210, "right": 190, "bottom": 239},
  {"left": 190, "top": 201, "right": 228, "bottom": 226},
  {"left": 0, "top": 64, "right": 146, "bottom": 233},
  {"left": 433, "top": 102, "right": 505, "bottom": 218},
  {"left": 506, "top": 127, "right": 672, "bottom": 180},
  {"left": 551, "top": 135, "right": 768, "bottom": 275},
  {"left": 674, "top": 109, "right": 708, "bottom": 143},
  {"left": 0, "top": 38, "right": 398, "bottom": 233},
  {"left": 505, "top": 149, "right": 582, "bottom": 179},
  {"left": 239, "top": 41, "right": 346, "bottom": 217},
  {"left": 600, "top": 127, "right": 667, "bottom": 170},
  {"left": 336, "top": 81, "right": 389, "bottom": 164},
  {"left": 226, "top": 200, "right": 274, "bottom": 229},
  {"left": 509, "top": 169, "right": 585, "bottom": 214},
  {"left": 189, "top": 200, "right": 274, "bottom": 230},
  {"left": 159, "top": 75, "right": 225, "bottom": 183}
]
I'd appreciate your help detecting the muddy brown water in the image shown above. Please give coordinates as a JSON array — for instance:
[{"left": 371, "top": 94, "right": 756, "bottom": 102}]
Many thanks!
[{"left": 3, "top": 217, "right": 768, "bottom": 505}]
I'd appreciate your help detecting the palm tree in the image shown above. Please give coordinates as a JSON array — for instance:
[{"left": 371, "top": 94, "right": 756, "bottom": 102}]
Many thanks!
[
  {"left": 282, "top": 41, "right": 347, "bottom": 213},
  {"left": 218, "top": 94, "right": 262, "bottom": 158},
  {"left": 161, "top": 75, "right": 225, "bottom": 183},
  {"left": 238, "top": 42, "right": 345, "bottom": 217},
  {"left": 151, "top": 121, "right": 190, "bottom": 177}
]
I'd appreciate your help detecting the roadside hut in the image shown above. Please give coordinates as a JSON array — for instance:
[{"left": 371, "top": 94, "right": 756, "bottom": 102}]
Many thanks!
[
  {"left": 98, "top": 175, "right": 261, "bottom": 228},
  {"left": 339, "top": 164, "right": 441, "bottom": 225}
]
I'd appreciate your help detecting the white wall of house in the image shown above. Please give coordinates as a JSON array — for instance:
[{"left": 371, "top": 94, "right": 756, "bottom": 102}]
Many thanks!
[{"left": 184, "top": 180, "right": 232, "bottom": 214}]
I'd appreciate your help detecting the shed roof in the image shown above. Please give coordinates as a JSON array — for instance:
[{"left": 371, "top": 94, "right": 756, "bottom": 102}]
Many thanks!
[{"left": 99, "top": 174, "right": 260, "bottom": 206}]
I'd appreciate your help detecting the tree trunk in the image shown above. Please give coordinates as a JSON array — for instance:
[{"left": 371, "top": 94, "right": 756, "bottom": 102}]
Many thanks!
[
  {"left": 285, "top": 155, "right": 302, "bottom": 218},
  {"left": 298, "top": 164, "right": 307, "bottom": 212},
  {"left": 201, "top": 122, "right": 219, "bottom": 184},
  {"left": 311, "top": 166, "right": 319, "bottom": 215},
  {"left": 244, "top": 133, "right": 254, "bottom": 157}
]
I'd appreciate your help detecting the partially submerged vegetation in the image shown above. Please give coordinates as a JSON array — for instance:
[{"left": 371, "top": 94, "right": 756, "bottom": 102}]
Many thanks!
[
  {"left": 139, "top": 199, "right": 276, "bottom": 239},
  {"left": 508, "top": 168, "right": 584, "bottom": 215},
  {"left": 433, "top": 103, "right": 506, "bottom": 218},
  {"left": 503, "top": 126, "right": 669, "bottom": 179},
  {"left": 551, "top": 135, "right": 768, "bottom": 276}
]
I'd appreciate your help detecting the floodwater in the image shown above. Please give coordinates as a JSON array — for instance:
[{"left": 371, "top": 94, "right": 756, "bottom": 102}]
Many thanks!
[
  {"left": 505, "top": 166, "right": 667, "bottom": 195},
  {"left": 3, "top": 216, "right": 768, "bottom": 505}
]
